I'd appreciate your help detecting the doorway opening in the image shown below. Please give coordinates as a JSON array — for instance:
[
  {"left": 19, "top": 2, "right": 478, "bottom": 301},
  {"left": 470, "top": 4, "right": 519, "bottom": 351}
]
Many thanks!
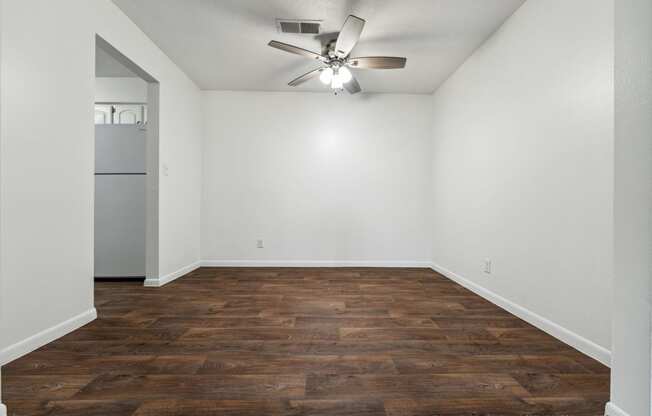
[{"left": 94, "top": 36, "right": 159, "bottom": 287}]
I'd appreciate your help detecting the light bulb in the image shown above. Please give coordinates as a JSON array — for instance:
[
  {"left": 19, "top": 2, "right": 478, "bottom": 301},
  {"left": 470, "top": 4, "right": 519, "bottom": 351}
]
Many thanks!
[
  {"left": 320, "top": 67, "right": 333, "bottom": 85},
  {"left": 339, "top": 66, "right": 352, "bottom": 83},
  {"left": 331, "top": 71, "right": 343, "bottom": 89}
]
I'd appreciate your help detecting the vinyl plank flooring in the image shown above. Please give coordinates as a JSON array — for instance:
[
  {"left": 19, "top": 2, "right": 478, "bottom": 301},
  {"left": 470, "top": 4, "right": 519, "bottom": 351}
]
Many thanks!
[
  {"left": 132, "top": 400, "right": 288, "bottom": 416},
  {"left": 148, "top": 317, "right": 296, "bottom": 329},
  {"left": 392, "top": 354, "right": 591, "bottom": 374},
  {"left": 32, "top": 339, "right": 584, "bottom": 357},
  {"left": 171, "top": 339, "right": 582, "bottom": 356},
  {"left": 2, "top": 267, "right": 609, "bottom": 416},
  {"left": 432, "top": 317, "right": 532, "bottom": 329},
  {"left": 198, "top": 353, "right": 397, "bottom": 375},
  {"left": 73, "top": 374, "right": 306, "bottom": 400},
  {"left": 510, "top": 373, "right": 610, "bottom": 398},
  {"left": 384, "top": 397, "right": 608, "bottom": 416},
  {"left": 284, "top": 399, "right": 388, "bottom": 416},
  {"left": 1, "top": 400, "right": 50, "bottom": 416},
  {"left": 57, "top": 327, "right": 186, "bottom": 342},
  {"left": 294, "top": 317, "right": 436, "bottom": 328},
  {"left": 304, "top": 373, "right": 530, "bottom": 399},
  {"left": 179, "top": 328, "right": 339, "bottom": 341},
  {"left": 339, "top": 327, "right": 496, "bottom": 342},
  {"left": 43, "top": 400, "right": 141, "bottom": 416},
  {"left": 2, "top": 375, "right": 95, "bottom": 400},
  {"left": 3, "top": 353, "right": 204, "bottom": 376}
]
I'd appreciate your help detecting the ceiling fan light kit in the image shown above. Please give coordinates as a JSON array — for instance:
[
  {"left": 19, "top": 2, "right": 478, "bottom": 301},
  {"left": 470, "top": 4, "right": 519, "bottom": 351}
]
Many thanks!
[{"left": 268, "top": 15, "right": 407, "bottom": 95}]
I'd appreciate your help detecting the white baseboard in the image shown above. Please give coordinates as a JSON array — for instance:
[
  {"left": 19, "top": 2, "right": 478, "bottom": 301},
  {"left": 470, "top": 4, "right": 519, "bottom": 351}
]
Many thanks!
[
  {"left": 430, "top": 263, "right": 611, "bottom": 367},
  {"left": 604, "top": 402, "right": 629, "bottom": 416},
  {"left": 144, "top": 260, "right": 202, "bottom": 287},
  {"left": 201, "top": 260, "right": 433, "bottom": 268},
  {"left": 0, "top": 308, "right": 96, "bottom": 366}
]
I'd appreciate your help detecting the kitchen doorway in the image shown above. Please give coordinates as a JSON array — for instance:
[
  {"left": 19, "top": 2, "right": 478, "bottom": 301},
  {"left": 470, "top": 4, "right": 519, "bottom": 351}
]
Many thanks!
[{"left": 94, "top": 35, "right": 159, "bottom": 286}]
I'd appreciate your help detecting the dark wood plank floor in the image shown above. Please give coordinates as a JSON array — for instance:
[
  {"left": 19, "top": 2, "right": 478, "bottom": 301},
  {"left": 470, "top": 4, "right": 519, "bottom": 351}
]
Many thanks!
[{"left": 3, "top": 267, "right": 610, "bottom": 415}]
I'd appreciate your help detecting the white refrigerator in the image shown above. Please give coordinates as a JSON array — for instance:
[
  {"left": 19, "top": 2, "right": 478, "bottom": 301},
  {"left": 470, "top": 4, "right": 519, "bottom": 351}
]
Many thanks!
[{"left": 94, "top": 124, "right": 146, "bottom": 278}]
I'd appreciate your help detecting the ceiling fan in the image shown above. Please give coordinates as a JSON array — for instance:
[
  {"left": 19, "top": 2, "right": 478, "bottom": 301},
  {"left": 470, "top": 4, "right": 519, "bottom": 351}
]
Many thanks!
[{"left": 268, "top": 15, "right": 407, "bottom": 95}]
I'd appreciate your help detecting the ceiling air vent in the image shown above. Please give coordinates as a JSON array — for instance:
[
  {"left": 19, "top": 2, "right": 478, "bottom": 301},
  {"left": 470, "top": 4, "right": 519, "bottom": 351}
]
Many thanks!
[{"left": 277, "top": 19, "right": 321, "bottom": 35}]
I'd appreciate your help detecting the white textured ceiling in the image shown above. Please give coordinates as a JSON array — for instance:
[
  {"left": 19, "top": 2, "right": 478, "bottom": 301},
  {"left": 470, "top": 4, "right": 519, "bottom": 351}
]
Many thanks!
[{"left": 112, "top": 0, "right": 524, "bottom": 94}]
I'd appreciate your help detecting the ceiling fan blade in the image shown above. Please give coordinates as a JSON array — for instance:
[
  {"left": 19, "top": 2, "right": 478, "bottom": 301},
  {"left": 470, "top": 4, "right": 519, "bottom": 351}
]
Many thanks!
[
  {"left": 288, "top": 67, "right": 324, "bottom": 87},
  {"left": 348, "top": 56, "right": 407, "bottom": 69},
  {"left": 335, "top": 15, "right": 365, "bottom": 58},
  {"left": 268, "top": 40, "right": 327, "bottom": 62},
  {"left": 344, "top": 76, "right": 362, "bottom": 94}
]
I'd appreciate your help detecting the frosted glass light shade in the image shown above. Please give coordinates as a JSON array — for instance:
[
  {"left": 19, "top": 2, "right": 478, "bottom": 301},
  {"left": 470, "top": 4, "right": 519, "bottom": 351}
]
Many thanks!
[
  {"left": 339, "top": 66, "right": 352, "bottom": 83},
  {"left": 331, "top": 73, "right": 343, "bottom": 89},
  {"left": 320, "top": 67, "right": 333, "bottom": 84}
]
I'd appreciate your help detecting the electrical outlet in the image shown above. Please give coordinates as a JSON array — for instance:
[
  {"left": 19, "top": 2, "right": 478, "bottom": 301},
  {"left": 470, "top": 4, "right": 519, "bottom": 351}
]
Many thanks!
[
  {"left": 484, "top": 259, "right": 492, "bottom": 274},
  {"left": 256, "top": 239, "right": 264, "bottom": 249}
]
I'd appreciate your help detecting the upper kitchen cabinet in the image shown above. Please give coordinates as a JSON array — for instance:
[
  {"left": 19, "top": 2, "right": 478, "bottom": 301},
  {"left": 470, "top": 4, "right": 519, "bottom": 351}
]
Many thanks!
[
  {"left": 94, "top": 105, "right": 113, "bottom": 125},
  {"left": 113, "top": 104, "right": 145, "bottom": 125},
  {"left": 94, "top": 104, "right": 147, "bottom": 125}
]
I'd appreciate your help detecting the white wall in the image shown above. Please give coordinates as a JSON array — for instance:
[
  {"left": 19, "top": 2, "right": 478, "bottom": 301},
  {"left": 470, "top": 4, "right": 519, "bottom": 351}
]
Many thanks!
[
  {"left": 95, "top": 77, "right": 147, "bottom": 103},
  {"left": 609, "top": 0, "right": 652, "bottom": 414},
  {"left": 0, "top": 0, "right": 202, "bottom": 367},
  {"left": 201, "top": 92, "right": 432, "bottom": 265},
  {"left": 0, "top": 0, "right": 97, "bottom": 365},
  {"left": 429, "top": 0, "right": 613, "bottom": 364}
]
